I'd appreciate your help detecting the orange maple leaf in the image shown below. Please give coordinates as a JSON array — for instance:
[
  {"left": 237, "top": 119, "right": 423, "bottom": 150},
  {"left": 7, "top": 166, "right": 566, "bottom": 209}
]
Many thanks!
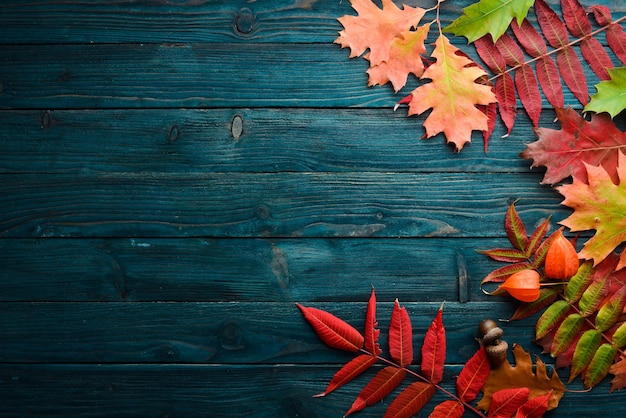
[
  {"left": 407, "top": 35, "right": 496, "bottom": 151},
  {"left": 558, "top": 152, "right": 626, "bottom": 269},
  {"left": 366, "top": 25, "right": 430, "bottom": 92},
  {"left": 609, "top": 355, "right": 626, "bottom": 392},
  {"left": 335, "top": 0, "right": 425, "bottom": 66}
]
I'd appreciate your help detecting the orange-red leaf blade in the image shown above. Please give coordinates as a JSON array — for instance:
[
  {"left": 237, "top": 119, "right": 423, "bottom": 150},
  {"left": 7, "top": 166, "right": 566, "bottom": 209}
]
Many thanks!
[
  {"left": 488, "top": 387, "right": 530, "bottom": 418},
  {"left": 429, "top": 400, "right": 464, "bottom": 418},
  {"left": 296, "top": 303, "right": 364, "bottom": 352},
  {"left": 515, "top": 390, "right": 551, "bottom": 418},
  {"left": 389, "top": 299, "right": 413, "bottom": 367},
  {"left": 365, "top": 287, "right": 382, "bottom": 355},
  {"left": 505, "top": 202, "right": 528, "bottom": 251},
  {"left": 315, "top": 354, "right": 378, "bottom": 397},
  {"left": 457, "top": 346, "right": 490, "bottom": 402},
  {"left": 421, "top": 306, "right": 446, "bottom": 384},
  {"left": 346, "top": 366, "right": 406, "bottom": 416},
  {"left": 383, "top": 381, "right": 434, "bottom": 418}
]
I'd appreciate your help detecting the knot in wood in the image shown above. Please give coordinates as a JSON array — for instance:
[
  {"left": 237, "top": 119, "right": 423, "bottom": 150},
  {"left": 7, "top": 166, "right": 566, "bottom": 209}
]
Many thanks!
[
  {"left": 231, "top": 115, "right": 243, "bottom": 140},
  {"left": 168, "top": 124, "right": 180, "bottom": 143},
  {"left": 234, "top": 8, "right": 255, "bottom": 35}
]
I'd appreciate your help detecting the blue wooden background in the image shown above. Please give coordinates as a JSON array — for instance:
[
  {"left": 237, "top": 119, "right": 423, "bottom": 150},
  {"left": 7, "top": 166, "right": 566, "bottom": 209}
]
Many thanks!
[{"left": 1, "top": 0, "right": 625, "bottom": 416}]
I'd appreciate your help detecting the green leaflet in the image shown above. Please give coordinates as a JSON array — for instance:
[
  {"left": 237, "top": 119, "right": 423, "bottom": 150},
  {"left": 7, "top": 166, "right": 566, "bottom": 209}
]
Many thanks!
[
  {"left": 612, "top": 322, "right": 626, "bottom": 348},
  {"left": 596, "top": 286, "right": 626, "bottom": 331},
  {"left": 551, "top": 313, "right": 584, "bottom": 357},
  {"left": 564, "top": 260, "right": 594, "bottom": 303},
  {"left": 444, "top": 0, "right": 534, "bottom": 43},
  {"left": 509, "top": 288, "right": 558, "bottom": 321},
  {"left": 578, "top": 274, "right": 611, "bottom": 317},
  {"left": 570, "top": 330, "right": 602, "bottom": 382},
  {"left": 536, "top": 300, "right": 571, "bottom": 340},
  {"left": 584, "top": 67, "right": 626, "bottom": 118},
  {"left": 504, "top": 202, "right": 528, "bottom": 251},
  {"left": 584, "top": 343, "right": 618, "bottom": 388}
]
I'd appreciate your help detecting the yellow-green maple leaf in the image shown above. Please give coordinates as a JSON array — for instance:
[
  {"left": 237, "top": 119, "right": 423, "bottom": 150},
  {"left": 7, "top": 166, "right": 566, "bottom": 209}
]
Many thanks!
[
  {"left": 584, "top": 67, "right": 626, "bottom": 118},
  {"left": 558, "top": 152, "right": 626, "bottom": 268},
  {"left": 407, "top": 34, "right": 496, "bottom": 151}
]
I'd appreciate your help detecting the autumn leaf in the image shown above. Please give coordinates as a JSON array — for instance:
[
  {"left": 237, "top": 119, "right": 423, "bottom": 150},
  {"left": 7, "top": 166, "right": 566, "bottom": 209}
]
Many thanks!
[
  {"left": 608, "top": 354, "right": 626, "bottom": 392},
  {"left": 314, "top": 354, "right": 378, "bottom": 397},
  {"left": 367, "top": 25, "right": 430, "bottom": 92},
  {"left": 420, "top": 305, "right": 445, "bottom": 384},
  {"left": 456, "top": 346, "right": 491, "bottom": 402},
  {"left": 585, "top": 67, "right": 626, "bottom": 118},
  {"left": 558, "top": 152, "right": 626, "bottom": 268},
  {"left": 521, "top": 107, "right": 626, "bottom": 185},
  {"left": 407, "top": 34, "right": 496, "bottom": 151},
  {"left": 389, "top": 299, "right": 413, "bottom": 367},
  {"left": 384, "top": 381, "right": 434, "bottom": 418},
  {"left": 364, "top": 286, "right": 382, "bottom": 356},
  {"left": 488, "top": 387, "right": 529, "bottom": 418},
  {"left": 335, "top": 0, "right": 425, "bottom": 66},
  {"left": 444, "top": 0, "right": 534, "bottom": 43},
  {"left": 296, "top": 303, "right": 364, "bottom": 352},
  {"left": 345, "top": 366, "right": 406, "bottom": 416},
  {"left": 476, "top": 344, "right": 565, "bottom": 412}
]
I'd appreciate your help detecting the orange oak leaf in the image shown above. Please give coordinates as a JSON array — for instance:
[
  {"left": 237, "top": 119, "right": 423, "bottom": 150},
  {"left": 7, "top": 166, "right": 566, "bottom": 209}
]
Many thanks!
[
  {"left": 335, "top": 0, "right": 425, "bottom": 67},
  {"left": 608, "top": 354, "right": 626, "bottom": 392},
  {"left": 407, "top": 34, "right": 496, "bottom": 151},
  {"left": 558, "top": 152, "right": 626, "bottom": 269},
  {"left": 520, "top": 107, "right": 626, "bottom": 185},
  {"left": 366, "top": 24, "right": 430, "bottom": 92},
  {"left": 476, "top": 344, "right": 565, "bottom": 412}
]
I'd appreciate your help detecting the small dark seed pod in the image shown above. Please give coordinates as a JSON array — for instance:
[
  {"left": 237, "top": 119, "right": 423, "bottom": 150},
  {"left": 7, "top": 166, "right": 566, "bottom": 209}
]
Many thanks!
[
  {"left": 478, "top": 319, "right": 499, "bottom": 339},
  {"left": 486, "top": 340, "right": 508, "bottom": 367}
]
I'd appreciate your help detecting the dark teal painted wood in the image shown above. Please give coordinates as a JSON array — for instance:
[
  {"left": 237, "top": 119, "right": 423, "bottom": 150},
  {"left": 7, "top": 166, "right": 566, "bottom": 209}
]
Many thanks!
[
  {"left": 0, "top": 301, "right": 544, "bottom": 364},
  {"left": 0, "top": 236, "right": 565, "bottom": 303},
  {"left": 0, "top": 108, "right": 555, "bottom": 174},
  {"left": 0, "top": 43, "right": 605, "bottom": 110},
  {"left": 0, "top": 364, "right": 615, "bottom": 417},
  {"left": 1, "top": 0, "right": 625, "bottom": 416},
  {"left": 0, "top": 172, "right": 563, "bottom": 238}
]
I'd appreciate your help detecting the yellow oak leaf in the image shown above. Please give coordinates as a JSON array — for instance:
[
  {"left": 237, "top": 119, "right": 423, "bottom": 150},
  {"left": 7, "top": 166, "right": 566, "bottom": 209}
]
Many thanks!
[
  {"left": 558, "top": 152, "right": 626, "bottom": 268},
  {"left": 407, "top": 34, "right": 496, "bottom": 151},
  {"left": 335, "top": 0, "right": 425, "bottom": 66},
  {"left": 366, "top": 25, "right": 430, "bottom": 92},
  {"left": 477, "top": 344, "right": 565, "bottom": 412}
]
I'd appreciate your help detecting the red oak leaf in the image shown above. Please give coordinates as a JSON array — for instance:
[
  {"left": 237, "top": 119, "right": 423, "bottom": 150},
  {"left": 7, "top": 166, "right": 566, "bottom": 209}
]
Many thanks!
[{"left": 521, "top": 107, "right": 626, "bottom": 185}]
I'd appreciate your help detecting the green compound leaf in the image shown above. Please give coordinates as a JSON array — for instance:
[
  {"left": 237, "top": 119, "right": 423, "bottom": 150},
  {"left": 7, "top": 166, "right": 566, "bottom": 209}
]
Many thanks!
[
  {"left": 578, "top": 274, "right": 611, "bottom": 317},
  {"left": 564, "top": 261, "right": 594, "bottom": 303},
  {"left": 596, "top": 285, "right": 626, "bottom": 331},
  {"left": 536, "top": 300, "right": 571, "bottom": 340},
  {"left": 550, "top": 313, "right": 584, "bottom": 357},
  {"left": 570, "top": 329, "right": 602, "bottom": 382},
  {"left": 584, "top": 67, "right": 626, "bottom": 118},
  {"left": 584, "top": 343, "right": 618, "bottom": 388},
  {"left": 444, "top": 0, "right": 534, "bottom": 43},
  {"left": 612, "top": 322, "right": 626, "bottom": 348}
]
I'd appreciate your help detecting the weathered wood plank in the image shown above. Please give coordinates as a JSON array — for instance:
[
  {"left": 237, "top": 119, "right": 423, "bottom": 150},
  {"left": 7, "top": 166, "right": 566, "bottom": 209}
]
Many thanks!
[
  {"left": 0, "top": 237, "right": 557, "bottom": 303},
  {"left": 0, "top": 301, "right": 547, "bottom": 364},
  {"left": 0, "top": 43, "right": 601, "bottom": 110},
  {"left": 0, "top": 108, "right": 554, "bottom": 174},
  {"left": 0, "top": 0, "right": 621, "bottom": 44},
  {"left": 0, "top": 172, "right": 562, "bottom": 238},
  {"left": 0, "top": 363, "right": 613, "bottom": 417}
]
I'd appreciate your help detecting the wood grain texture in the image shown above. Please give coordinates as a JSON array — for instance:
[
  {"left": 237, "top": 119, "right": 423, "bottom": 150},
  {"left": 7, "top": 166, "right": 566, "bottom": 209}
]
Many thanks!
[
  {"left": 0, "top": 237, "right": 556, "bottom": 303},
  {"left": 0, "top": 301, "right": 543, "bottom": 364},
  {"left": 0, "top": 172, "right": 563, "bottom": 238},
  {"left": 0, "top": 108, "right": 555, "bottom": 174},
  {"left": 0, "top": 43, "right": 604, "bottom": 110},
  {"left": 0, "top": 364, "right": 614, "bottom": 417}
]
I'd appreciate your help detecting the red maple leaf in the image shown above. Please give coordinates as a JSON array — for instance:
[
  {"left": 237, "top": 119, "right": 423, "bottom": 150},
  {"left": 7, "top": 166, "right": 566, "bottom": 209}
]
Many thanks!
[{"left": 521, "top": 107, "right": 626, "bottom": 185}]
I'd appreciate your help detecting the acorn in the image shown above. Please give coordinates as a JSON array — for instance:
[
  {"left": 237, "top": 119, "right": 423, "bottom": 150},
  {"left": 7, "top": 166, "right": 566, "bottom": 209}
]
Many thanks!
[{"left": 478, "top": 318, "right": 508, "bottom": 367}]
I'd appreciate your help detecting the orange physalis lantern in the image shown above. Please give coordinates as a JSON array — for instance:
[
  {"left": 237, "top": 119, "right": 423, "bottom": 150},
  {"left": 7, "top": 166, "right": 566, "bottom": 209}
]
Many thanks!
[
  {"left": 496, "top": 270, "right": 541, "bottom": 303},
  {"left": 545, "top": 230, "right": 579, "bottom": 280}
]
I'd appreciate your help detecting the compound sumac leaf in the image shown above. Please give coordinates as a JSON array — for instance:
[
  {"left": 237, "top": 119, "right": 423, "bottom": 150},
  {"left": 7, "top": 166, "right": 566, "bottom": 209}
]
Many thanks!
[
  {"left": 488, "top": 387, "right": 530, "bottom": 418},
  {"left": 457, "top": 346, "right": 490, "bottom": 402},
  {"left": 429, "top": 400, "right": 464, "bottom": 418},
  {"left": 296, "top": 304, "right": 363, "bottom": 352}
]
